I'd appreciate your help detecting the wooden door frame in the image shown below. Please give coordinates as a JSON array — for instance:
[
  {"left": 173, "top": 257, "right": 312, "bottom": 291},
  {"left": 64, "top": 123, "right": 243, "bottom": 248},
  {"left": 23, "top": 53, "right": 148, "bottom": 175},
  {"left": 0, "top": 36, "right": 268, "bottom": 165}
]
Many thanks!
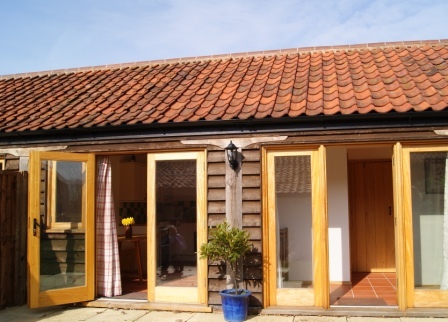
[
  {"left": 262, "top": 145, "right": 328, "bottom": 308},
  {"left": 400, "top": 144, "right": 448, "bottom": 308},
  {"left": 28, "top": 151, "right": 95, "bottom": 308},
  {"left": 147, "top": 150, "right": 208, "bottom": 304}
]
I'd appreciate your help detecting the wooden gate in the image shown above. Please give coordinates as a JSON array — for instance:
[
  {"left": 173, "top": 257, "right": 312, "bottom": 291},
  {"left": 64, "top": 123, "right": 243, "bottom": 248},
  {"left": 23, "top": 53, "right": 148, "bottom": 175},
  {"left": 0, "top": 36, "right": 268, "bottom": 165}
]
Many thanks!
[{"left": 0, "top": 171, "right": 28, "bottom": 309}]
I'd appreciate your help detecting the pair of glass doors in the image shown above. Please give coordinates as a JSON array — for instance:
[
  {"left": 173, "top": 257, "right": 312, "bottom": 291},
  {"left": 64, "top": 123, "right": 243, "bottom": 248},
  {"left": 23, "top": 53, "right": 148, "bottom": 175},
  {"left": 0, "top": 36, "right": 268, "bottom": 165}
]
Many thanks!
[
  {"left": 27, "top": 151, "right": 207, "bottom": 308},
  {"left": 264, "top": 144, "right": 448, "bottom": 310},
  {"left": 25, "top": 143, "right": 448, "bottom": 309}
]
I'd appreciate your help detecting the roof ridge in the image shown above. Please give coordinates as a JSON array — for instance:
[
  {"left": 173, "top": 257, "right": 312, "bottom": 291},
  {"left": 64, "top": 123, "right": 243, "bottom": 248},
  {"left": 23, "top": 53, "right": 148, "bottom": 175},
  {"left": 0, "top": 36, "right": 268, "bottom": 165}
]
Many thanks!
[{"left": 2, "top": 39, "right": 448, "bottom": 80}]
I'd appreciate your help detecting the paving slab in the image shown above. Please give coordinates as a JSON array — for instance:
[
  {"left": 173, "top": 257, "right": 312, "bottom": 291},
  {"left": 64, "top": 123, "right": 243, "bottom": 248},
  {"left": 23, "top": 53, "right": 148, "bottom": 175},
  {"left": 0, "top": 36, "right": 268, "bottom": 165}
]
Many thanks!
[
  {"left": 294, "top": 317, "right": 347, "bottom": 322},
  {"left": 0, "top": 314, "right": 14, "bottom": 322},
  {"left": 187, "top": 312, "right": 228, "bottom": 322},
  {"left": 0, "top": 316, "right": 45, "bottom": 322},
  {"left": 249, "top": 315, "right": 294, "bottom": 321},
  {"left": 135, "top": 310, "right": 195, "bottom": 322},
  {"left": 347, "top": 318, "right": 401, "bottom": 322},
  {"left": 0, "top": 305, "right": 75, "bottom": 322},
  {"left": 81, "top": 308, "right": 148, "bottom": 321},
  {"left": 401, "top": 319, "right": 448, "bottom": 321},
  {"left": 40, "top": 306, "right": 109, "bottom": 321},
  {"left": 0, "top": 305, "right": 63, "bottom": 319}
]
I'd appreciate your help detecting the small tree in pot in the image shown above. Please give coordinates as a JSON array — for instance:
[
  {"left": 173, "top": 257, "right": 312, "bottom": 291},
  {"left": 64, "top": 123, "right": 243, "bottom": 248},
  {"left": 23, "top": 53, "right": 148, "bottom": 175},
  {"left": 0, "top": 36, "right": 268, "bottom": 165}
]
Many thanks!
[{"left": 200, "top": 221, "right": 252, "bottom": 322}]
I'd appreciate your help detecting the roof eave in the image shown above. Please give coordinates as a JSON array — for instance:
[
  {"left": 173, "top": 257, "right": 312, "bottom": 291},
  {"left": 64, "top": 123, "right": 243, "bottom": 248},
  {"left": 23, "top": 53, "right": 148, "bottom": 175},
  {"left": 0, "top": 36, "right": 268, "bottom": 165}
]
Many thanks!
[{"left": 0, "top": 110, "right": 447, "bottom": 147}]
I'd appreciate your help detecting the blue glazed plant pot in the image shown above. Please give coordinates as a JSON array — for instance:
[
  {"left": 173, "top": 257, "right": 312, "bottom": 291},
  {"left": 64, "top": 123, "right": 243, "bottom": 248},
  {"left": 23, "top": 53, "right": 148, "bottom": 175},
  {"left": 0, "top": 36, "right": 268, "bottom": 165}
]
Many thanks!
[{"left": 219, "top": 289, "right": 252, "bottom": 322}]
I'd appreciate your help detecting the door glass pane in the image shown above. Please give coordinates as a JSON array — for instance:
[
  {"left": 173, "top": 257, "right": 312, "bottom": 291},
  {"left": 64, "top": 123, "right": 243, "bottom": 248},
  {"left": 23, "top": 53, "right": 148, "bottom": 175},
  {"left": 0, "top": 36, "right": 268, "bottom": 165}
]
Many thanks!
[
  {"left": 155, "top": 160, "right": 197, "bottom": 287},
  {"left": 40, "top": 160, "right": 86, "bottom": 291},
  {"left": 275, "top": 155, "right": 313, "bottom": 289},
  {"left": 410, "top": 152, "right": 448, "bottom": 289},
  {"left": 55, "top": 161, "right": 84, "bottom": 223}
]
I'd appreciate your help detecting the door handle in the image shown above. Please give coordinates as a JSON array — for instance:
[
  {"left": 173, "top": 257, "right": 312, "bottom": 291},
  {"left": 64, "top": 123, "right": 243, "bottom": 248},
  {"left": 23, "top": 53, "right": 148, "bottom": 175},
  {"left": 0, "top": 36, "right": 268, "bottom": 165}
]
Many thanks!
[{"left": 33, "top": 218, "right": 39, "bottom": 236}]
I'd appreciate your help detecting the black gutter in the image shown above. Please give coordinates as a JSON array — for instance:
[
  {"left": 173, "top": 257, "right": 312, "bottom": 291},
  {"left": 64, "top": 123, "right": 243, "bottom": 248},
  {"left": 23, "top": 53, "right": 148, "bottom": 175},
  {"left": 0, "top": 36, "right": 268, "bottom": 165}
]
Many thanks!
[{"left": 0, "top": 111, "right": 447, "bottom": 146}]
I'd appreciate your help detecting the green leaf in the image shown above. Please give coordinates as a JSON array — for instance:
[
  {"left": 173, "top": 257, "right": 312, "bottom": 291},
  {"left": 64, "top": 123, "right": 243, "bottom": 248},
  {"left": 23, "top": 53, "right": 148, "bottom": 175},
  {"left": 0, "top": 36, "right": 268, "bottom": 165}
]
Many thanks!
[{"left": 199, "top": 221, "right": 252, "bottom": 291}]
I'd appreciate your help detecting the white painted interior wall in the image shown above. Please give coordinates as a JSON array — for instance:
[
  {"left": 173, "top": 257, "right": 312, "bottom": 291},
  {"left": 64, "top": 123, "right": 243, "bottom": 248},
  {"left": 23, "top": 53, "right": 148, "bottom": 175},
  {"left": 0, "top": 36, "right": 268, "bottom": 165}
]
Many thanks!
[
  {"left": 275, "top": 147, "right": 351, "bottom": 283},
  {"left": 411, "top": 156, "right": 444, "bottom": 285},
  {"left": 326, "top": 147, "right": 351, "bottom": 282},
  {"left": 277, "top": 192, "right": 313, "bottom": 281}
]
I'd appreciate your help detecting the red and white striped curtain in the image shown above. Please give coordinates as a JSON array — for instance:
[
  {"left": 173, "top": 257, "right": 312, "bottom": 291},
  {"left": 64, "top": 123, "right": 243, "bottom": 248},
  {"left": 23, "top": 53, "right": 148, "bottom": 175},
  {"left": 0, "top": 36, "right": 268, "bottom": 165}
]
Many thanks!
[{"left": 96, "top": 156, "right": 122, "bottom": 297}]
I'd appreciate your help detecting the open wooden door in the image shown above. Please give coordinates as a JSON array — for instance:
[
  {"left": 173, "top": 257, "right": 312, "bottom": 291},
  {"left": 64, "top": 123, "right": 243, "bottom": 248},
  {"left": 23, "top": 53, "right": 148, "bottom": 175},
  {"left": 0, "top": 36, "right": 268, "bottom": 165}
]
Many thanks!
[
  {"left": 401, "top": 146, "right": 448, "bottom": 308},
  {"left": 147, "top": 151, "right": 208, "bottom": 305},
  {"left": 263, "top": 146, "right": 328, "bottom": 308},
  {"left": 28, "top": 151, "right": 95, "bottom": 308}
]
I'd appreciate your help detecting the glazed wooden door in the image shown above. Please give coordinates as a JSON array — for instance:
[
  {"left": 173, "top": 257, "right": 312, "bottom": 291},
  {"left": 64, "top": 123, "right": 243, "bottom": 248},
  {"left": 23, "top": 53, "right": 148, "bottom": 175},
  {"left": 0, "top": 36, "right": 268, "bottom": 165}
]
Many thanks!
[
  {"left": 263, "top": 146, "right": 328, "bottom": 308},
  {"left": 147, "top": 151, "right": 207, "bottom": 304},
  {"left": 349, "top": 161, "right": 395, "bottom": 272},
  {"left": 402, "top": 146, "right": 448, "bottom": 308},
  {"left": 28, "top": 151, "right": 95, "bottom": 308}
]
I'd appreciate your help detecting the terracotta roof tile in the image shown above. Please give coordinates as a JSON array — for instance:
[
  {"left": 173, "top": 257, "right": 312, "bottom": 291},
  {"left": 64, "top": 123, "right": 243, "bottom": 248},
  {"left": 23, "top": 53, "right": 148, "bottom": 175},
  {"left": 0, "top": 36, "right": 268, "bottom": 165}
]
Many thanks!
[{"left": 1, "top": 40, "right": 448, "bottom": 132}]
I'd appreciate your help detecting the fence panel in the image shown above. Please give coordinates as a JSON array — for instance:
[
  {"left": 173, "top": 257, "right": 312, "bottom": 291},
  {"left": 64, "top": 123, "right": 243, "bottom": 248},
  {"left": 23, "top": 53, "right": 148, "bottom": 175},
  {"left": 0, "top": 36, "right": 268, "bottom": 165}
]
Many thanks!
[{"left": 0, "top": 171, "right": 28, "bottom": 309}]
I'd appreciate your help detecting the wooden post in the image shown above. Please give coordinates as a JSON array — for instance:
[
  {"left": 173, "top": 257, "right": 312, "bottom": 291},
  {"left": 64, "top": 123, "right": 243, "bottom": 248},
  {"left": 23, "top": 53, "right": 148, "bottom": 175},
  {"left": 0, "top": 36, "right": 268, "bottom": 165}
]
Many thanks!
[
  {"left": 225, "top": 148, "right": 242, "bottom": 229},
  {"left": 181, "top": 136, "right": 288, "bottom": 291},
  {"left": 225, "top": 148, "right": 243, "bottom": 289},
  {"left": 182, "top": 137, "right": 288, "bottom": 229}
]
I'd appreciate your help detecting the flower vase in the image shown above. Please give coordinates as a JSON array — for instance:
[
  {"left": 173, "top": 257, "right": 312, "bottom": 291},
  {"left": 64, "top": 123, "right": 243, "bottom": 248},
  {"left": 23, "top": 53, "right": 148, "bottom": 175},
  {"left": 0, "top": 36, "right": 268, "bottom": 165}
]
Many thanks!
[{"left": 125, "top": 225, "right": 133, "bottom": 239}]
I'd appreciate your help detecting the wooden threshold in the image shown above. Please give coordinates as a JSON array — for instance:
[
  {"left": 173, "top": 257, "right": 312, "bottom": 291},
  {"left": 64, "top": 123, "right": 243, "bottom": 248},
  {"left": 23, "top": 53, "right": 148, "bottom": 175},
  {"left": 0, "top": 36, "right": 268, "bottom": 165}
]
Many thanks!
[
  {"left": 262, "top": 306, "right": 448, "bottom": 318},
  {"left": 81, "top": 299, "right": 213, "bottom": 313}
]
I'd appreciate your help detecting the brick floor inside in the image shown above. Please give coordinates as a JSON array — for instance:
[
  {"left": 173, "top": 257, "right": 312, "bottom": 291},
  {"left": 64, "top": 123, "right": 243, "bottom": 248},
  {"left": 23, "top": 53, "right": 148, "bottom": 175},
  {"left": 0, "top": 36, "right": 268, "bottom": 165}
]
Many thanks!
[{"left": 331, "top": 272, "right": 397, "bottom": 306}]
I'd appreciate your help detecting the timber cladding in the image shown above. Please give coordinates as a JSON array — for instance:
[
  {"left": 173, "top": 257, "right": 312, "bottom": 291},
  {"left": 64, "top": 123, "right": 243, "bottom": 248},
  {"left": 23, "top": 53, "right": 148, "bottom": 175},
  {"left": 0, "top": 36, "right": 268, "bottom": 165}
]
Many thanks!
[
  {"left": 0, "top": 171, "right": 27, "bottom": 309},
  {"left": 206, "top": 147, "right": 263, "bottom": 309}
]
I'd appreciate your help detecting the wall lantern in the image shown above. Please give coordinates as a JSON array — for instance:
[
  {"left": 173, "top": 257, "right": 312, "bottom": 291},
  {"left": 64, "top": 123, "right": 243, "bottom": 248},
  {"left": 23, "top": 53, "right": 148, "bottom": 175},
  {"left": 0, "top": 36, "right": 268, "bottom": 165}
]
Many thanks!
[{"left": 225, "top": 141, "right": 239, "bottom": 170}]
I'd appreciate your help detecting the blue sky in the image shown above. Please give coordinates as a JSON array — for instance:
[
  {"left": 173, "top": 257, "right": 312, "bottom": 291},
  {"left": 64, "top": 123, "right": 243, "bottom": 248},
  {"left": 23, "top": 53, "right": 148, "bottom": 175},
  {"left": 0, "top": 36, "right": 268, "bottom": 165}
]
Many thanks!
[{"left": 1, "top": 0, "right": 447, "bottom": 75}]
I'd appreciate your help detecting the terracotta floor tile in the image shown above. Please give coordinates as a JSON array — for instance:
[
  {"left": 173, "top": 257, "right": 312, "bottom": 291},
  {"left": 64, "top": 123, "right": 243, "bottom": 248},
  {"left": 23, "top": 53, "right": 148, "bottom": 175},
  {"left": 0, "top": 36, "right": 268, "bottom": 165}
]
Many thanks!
[
  {"left": 352, "top": 280, "right": 371, "bottom": 286},
  {"left": 383, "top": 294, "right": 397, "bottom": 298},
  {"left": 351, "top": 291, "right": 375, "bottom": 297},
  {"left": 332, "top": 292, "right": 352, "bottom": 297},
  {"left": 366, "top": 272, "right": 385, "bottom": 278},
  {"left": 374, "top": 286, "right": 395, "bottom": 291},
  {"left": 383, "top": 298, "right": 398, "bottom": 305},
  {"left": 383, "top": 295, "right": 397, "bottom": 300},
  {"left": 383, "top": 272, "right": 396, "bottom": 278},
  {"left": 369, "top": 279, "right": 391, "bottom": 286},
  {"left": 331, "top": 272, "right": 397, "bottom": 307},
  {"left": 351, "top": 293, "right": 377, "bottom": 298},
  {"left": 352, "top": 287, "right": 373, "bottom": 293},
  {"left": 336, "top": 298, "right": 387, "bottom": 306},
  {"left": 330, "top": 284, "right": 351, "bottom": 291}
]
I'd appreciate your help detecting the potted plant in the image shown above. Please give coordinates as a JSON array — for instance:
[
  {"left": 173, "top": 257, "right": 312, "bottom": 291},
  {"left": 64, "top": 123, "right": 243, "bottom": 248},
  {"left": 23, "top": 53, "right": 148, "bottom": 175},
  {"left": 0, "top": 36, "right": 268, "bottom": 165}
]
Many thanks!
[{"left": 200, "top": 221, "right": 252, "bottom": 322}]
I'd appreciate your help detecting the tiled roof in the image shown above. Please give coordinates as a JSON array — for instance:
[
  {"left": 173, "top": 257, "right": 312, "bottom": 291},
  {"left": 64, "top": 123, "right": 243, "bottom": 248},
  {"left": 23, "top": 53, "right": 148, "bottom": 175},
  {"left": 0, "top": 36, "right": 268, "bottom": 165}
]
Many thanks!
[{"left": 1, "top": 40, "right": 448, "bottom": 133}]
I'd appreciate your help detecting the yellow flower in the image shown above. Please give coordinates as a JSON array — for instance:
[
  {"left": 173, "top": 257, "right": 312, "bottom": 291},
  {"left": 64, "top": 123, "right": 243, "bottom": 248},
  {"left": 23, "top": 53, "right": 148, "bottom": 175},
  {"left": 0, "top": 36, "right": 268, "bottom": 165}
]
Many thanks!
[{"left": 121, "top": 217, "right": 135, "bottom": 226}]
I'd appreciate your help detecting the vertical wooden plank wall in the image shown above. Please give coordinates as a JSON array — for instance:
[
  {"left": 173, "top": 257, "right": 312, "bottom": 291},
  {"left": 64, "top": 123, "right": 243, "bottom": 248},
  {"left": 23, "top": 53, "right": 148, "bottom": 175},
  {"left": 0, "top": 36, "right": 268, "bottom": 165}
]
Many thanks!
[
  {"left": 349, "top": 161, "right": 395, "bottom": 273},
  {"left": 0, "top": 171, "right": 28, "bottom": 309},
  {"left": 206, "top": 146, "right": 263, "bottom": 309}
]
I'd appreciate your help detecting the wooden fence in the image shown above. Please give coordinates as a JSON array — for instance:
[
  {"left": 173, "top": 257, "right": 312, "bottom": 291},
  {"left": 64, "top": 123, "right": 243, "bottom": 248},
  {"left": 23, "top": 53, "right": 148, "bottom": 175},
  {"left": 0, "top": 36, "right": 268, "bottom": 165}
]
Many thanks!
[{"left": 0, "top": 171, "right": 28, "bottom": 309}]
